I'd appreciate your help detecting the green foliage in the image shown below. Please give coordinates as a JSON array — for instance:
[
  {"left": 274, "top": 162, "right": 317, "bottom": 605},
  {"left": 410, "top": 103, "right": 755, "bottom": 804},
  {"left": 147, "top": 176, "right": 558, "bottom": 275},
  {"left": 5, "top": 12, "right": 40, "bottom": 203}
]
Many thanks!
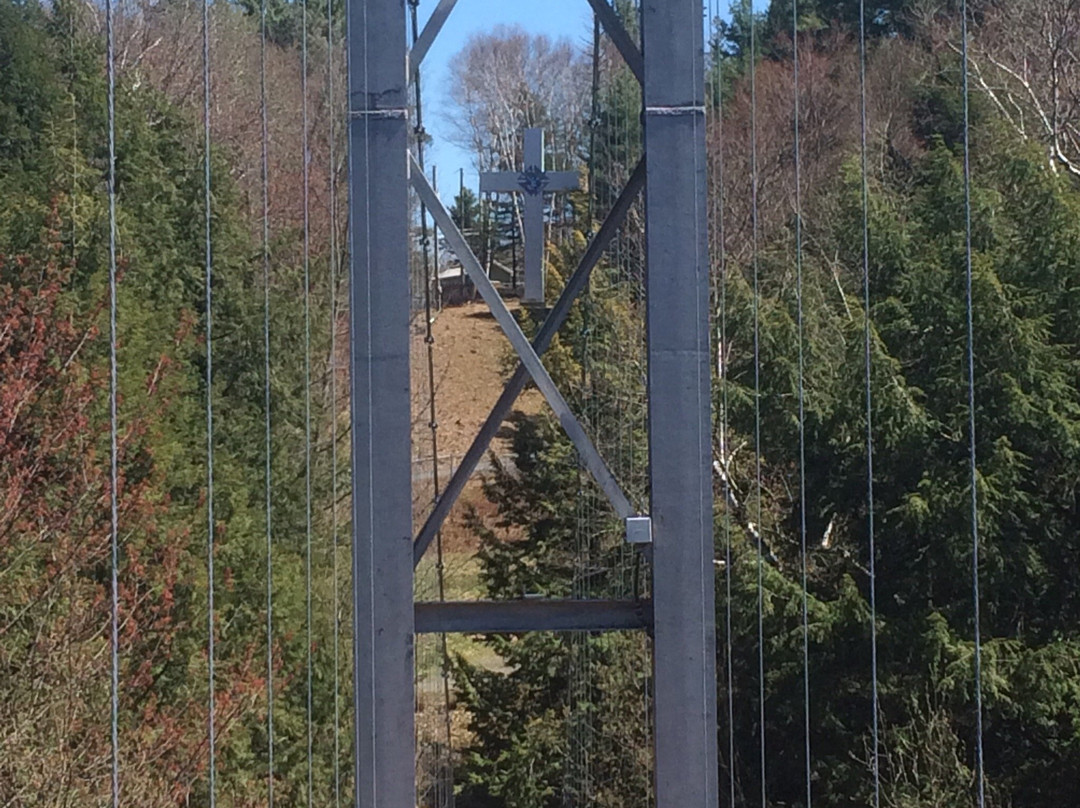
[
  {"left": 458, "top": 6, "right": 1080, "bottom": 808},
  {"left": 6, "top": 1, "right": 1080, "bottom": 806},
  {"left": 453, "top": 232, "right": 652, "bottom": 806},
  {"left": 0, "top": 1, "right": 345, "bottom": 802},
  {"left": 233, "top": 0, "right": 344, "bottom": 48},
  {"left": 713, "top": 49, "right": 1080, "bottom": 808}
]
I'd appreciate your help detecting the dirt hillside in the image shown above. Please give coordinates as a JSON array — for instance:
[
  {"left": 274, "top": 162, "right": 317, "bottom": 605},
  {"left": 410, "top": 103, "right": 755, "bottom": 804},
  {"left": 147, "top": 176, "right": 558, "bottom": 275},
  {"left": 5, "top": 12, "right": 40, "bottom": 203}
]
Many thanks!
[{"left": 410, "top": 299, "right": 543, "bottom": 562}]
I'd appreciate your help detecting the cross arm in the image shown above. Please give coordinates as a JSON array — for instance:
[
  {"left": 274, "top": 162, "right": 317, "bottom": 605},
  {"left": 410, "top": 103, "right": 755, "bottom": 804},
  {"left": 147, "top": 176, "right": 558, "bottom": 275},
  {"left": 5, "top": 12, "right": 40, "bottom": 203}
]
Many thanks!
[
  {"left": 479, "top": 172, "right": 524, "bottom": 194},
  {"left": 544, "top": 171, "right": 582, "bottom": 192},
  {"left": 480, "top": 171, "right": 581, "bottom": 194}
]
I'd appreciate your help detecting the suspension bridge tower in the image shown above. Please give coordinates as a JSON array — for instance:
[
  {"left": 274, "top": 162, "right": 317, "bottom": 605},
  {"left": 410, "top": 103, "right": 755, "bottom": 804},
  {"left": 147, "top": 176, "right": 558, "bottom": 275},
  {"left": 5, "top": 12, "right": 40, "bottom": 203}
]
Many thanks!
[{"left": 347, "top": 0, "right": 718, "bottom": 805}]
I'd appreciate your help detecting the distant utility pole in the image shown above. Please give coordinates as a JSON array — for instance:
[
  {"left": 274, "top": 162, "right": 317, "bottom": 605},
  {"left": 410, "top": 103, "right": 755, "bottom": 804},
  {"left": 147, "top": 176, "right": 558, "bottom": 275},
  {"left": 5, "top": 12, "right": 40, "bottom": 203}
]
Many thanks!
[
  {"left": 347, "top": 1, "right": 717, "bottom": 807},
  {"left": 458, "top": 168, "right": 466, "bottom": 285}
]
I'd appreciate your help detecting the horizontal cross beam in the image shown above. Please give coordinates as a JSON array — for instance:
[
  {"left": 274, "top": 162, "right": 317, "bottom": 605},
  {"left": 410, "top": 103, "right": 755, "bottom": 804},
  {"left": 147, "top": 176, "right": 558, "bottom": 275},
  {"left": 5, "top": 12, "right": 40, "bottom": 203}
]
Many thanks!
[
  {"left": 413, "top": 158, "right": 647, "bottom": 567},
  {"left": 415, "top": 599, "right": 652, "bottom": 634},
  {"left": 409, "top": 153, "right": 634, "bottom": 522}
]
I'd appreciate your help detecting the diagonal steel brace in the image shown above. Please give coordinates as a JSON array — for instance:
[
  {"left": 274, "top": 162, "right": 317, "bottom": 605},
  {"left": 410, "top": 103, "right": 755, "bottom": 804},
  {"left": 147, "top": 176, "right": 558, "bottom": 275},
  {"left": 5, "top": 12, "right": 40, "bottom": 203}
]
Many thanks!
[
  {"left": 585, "top": 0, "right": 644, "bottom": 85},
  {"left": 410, "top": 154, "right": 634, "bottom": 523},
  {"left": 413, "top": 158, "right": 647, "bottom": 566},
  {"left": 410, "top": 156, "right": 630, "bottom": 524},
  {"left": 407, "top": 0, "right": 459, "bottom": 77}
]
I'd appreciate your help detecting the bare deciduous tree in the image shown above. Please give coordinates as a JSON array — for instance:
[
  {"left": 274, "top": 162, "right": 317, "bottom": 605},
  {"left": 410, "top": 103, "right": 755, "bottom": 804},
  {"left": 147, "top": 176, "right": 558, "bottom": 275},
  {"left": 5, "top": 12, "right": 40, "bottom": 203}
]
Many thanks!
[
  {"left": 963, "top": 0, "right": 1080, "bottom": 176},
  {"left": 445, "top": 25, "right": 591, "bottom": 173}
]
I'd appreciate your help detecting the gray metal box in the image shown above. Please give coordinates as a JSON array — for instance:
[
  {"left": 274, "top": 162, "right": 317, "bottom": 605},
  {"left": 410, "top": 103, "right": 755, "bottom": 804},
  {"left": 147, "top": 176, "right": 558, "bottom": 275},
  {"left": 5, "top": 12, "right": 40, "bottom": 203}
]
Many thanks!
[{"left": 626, "top": 515, "right": 654, "bottom": 545}]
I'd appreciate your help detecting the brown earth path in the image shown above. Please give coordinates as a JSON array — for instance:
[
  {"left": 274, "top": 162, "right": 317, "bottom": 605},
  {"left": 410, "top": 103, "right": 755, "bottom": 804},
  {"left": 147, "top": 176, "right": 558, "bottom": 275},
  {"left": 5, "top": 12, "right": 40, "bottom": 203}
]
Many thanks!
[{"left": 410, "top": 299, "right": 543, "bottom": 560}]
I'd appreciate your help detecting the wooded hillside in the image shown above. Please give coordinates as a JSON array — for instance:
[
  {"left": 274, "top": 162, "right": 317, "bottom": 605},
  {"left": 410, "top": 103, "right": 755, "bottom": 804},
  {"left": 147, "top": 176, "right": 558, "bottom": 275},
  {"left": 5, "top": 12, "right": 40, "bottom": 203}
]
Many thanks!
[{"left": 1, "top": 1, "right": 1078, "bottom": 807}]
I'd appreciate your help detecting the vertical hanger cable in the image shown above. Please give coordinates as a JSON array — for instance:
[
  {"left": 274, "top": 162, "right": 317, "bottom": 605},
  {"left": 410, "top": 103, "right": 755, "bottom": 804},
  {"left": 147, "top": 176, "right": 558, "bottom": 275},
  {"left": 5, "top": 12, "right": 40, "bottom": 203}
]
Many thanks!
[
  {"left": 961, "top": 3, "right": 987, "bottom": 805},
  {"left": 793, "top": 4, "right": 813, "bottom": 807},
  {"left": 326, "top": 0, "right": 342, "bottom": 802},
  {"left": 301, "top": 0, "right": 315, "bottom": 802},
  {"left": 857, "top": 4, "right": 882, "bottom": 804},
  {"left": 202, "top": 0, "right": 216, "bottom": 801},
  {"left": 260, "top": 0, "right": 275, "bottom": 802},
  {"left": 749, "top": 3, "right": 767, "bottom": 805},
  {"left": 106, "top": 0, "right": 120, "bottom": 803}
]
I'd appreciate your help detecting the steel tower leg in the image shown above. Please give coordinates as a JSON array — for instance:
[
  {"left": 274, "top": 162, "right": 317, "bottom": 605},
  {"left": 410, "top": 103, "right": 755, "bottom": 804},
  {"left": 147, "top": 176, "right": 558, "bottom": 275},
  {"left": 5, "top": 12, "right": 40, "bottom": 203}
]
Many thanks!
[
  {"left": 642, "top": 1, "right": 720, "bottom": 806},
  {"left": 347, "top": 0, "right": 415, "bottom": 806},
  {"left": 345, "top": 1, "right": 717, "bottom": 805}
]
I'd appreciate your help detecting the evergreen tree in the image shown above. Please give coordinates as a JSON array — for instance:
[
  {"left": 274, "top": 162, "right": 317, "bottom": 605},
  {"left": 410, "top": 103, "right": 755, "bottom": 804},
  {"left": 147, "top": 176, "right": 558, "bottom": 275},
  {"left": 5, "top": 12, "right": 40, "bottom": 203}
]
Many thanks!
[{"left": 0, "top": 1, "right": 345, "bottom": 801}]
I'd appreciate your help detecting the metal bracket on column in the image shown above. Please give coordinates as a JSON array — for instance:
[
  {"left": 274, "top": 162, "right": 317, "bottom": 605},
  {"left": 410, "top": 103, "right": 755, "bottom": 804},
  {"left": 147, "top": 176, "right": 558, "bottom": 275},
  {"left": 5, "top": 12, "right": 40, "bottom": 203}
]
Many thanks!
[
  {"left": 644, "top": 105, "right": 706, "bottom": 117},
  {"left": 585, "top": 0, "right": 644, "bottom": 85},
  {"left": 626, "top": 515, "right": 653, "bottom": 545},
  {"left": 410, "top": 153, "right": 634, "bottom": 523},
  {"left": 413, "top": 159, "right": 647, "bottom": 567},
  {"left": 349, "top": 108, "right": 409, "bottom": 120}
]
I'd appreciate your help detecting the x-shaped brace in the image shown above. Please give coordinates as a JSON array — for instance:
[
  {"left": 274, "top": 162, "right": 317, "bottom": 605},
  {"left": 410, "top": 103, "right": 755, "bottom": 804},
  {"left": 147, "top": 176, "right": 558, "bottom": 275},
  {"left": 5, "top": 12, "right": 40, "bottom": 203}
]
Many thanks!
[
  {"left": 412, "top": 159, "right": 646, "bottom": 565},
  {"left": 406, "top": 0, "right": 647, "bottom": 567},
  {"left": 410, "top": 153, "right": 638, "bottom": 527}
]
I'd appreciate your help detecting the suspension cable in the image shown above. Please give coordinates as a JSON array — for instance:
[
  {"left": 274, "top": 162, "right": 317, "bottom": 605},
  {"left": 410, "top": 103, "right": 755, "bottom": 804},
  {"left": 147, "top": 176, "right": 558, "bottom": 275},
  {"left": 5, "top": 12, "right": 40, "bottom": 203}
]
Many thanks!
[
  {"left": 260, "top": 0, "right": 275, "bottom": 802},
  {"left": 793, "top": 4, "right": 813, "bottom": 808},
  {"left": 705, "top": 0, "right": 737, "bottom": 800},
  {"left": 410, "top": 2, "right": 455, "bottom": 800},
  {"left": 327, "top": 0, "right": 342, "bottom": 802},
  {"left": 344, "top": 0, "right": 363, "bottom": 795},
  {"left": 567, "top": 15, "right": 599, "bottom": 801},
  {"left": 70, "top": 10, "right": 78, "bottom": 266},
  {"left": 749, "top": 4, "right": 767, "bottom": 806},
  {"left": 961, "top": 3, "right": 987, "bottom": 805},
  {"left": 202, "top": 0, "right": 216, "bottom": 802},
  {"left": 857, "top": 4, "right": 882, "bottom": 805},
  {"left": 106, "top": 0, "right": 120, "bottom": 804},
  {"left": 722, "top": 13, "right": 737, "bottom": 808},
  {"left": 301, "top": 0, "right": 315, "bottom": 803}
]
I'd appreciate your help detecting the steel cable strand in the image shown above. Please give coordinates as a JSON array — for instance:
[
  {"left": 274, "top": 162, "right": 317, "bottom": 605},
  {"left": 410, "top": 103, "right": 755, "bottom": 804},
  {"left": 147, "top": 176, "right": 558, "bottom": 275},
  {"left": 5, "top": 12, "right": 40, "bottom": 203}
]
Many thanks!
[
  {"left": 712, "top": 5, "right": 738, "bottom": 805},
  {"left": 409, "top": 3, "right": 455, "bottom": 800},
  {"left": 961, "top": 3, "right": 987, "bottom": 805},
  {"left": 260, "top": 0, "right": 275, "bottom": 802},
  {"left": 857, "top": 4, "right": 882, "bottom": 804},
  {"left": 622, "top": 7, "right": 651, "bottom": 795},
  {"left": 106, "top": 0, "right": 120, "bottom": 803},
  {"left": 300, "top": 1, "right": 315, "bottom": 803},
  {"left": 705, "top": 0, "right": 738, "bottom": 802},
  {"left": 202, "top": 0, "right": 217, "bottom": 802},
  {"left": 749, "top": 4, "right": 767, "bottom": 805},
  {"left": 565, "top": 15, "right": 600, "bottom": 800},
  {"left": 793, "top": 5, "right": 813, "bottom": 808},
  {"left": 326, "top": 0, "right": 342, "bottom": 802}
]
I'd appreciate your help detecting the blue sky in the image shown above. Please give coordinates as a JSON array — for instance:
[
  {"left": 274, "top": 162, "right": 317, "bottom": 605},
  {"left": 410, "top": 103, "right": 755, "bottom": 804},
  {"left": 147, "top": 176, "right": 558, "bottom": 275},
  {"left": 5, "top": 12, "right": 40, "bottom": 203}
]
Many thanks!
[
  {"left": 414, "top": 0, "right": 609, "bottom": 194},
  {"left": 414, "top": 0, "right": 731, "bottom": 197}
]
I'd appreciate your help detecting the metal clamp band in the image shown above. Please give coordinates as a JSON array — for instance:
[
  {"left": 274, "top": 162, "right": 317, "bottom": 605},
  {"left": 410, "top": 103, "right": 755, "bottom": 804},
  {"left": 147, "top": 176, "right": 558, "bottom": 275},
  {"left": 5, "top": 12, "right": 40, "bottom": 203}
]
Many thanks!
[
  {"left": 645, "top": 105, "right": 706, "bottom": 116},
  {"left": 349, "top": 108, "right": 409, "bottom": 120}
]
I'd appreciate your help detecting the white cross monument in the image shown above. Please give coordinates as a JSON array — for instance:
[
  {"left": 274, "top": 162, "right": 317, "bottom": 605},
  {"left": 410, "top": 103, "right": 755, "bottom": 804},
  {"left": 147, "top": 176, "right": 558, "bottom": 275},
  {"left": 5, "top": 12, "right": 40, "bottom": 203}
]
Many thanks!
[{"left": 479, "top": 128, "right": 581, "bottom": 304}]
